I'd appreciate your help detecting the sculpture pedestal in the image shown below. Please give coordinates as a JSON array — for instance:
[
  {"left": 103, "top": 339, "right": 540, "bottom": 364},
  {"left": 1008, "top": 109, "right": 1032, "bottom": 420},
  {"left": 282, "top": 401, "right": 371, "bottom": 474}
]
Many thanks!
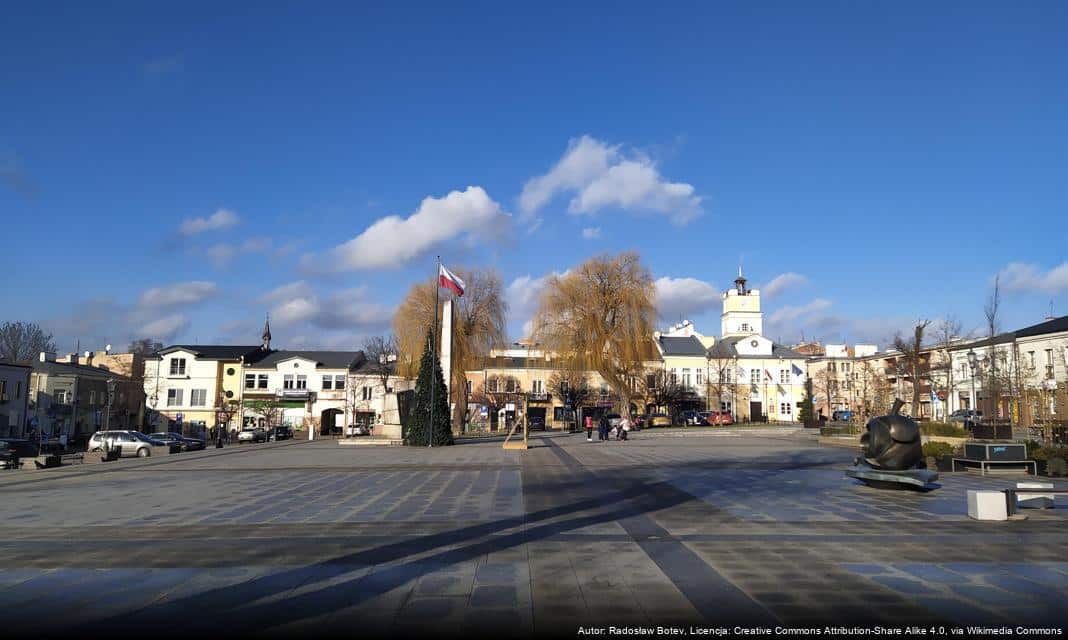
[{"left": 846, "top": 463, "right": 939, "bottom": 491}]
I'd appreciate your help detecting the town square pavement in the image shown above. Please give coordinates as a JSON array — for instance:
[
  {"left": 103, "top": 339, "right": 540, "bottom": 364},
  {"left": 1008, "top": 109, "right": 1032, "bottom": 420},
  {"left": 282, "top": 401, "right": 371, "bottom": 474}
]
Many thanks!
[{"left": 0, "top": 428, "right": 1065, "bottom": 638}]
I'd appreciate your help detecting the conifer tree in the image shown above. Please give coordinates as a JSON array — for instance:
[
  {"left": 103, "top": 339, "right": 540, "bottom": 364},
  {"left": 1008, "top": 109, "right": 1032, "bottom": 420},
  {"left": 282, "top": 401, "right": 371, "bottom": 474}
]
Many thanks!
[
  {"left": 799, "top": 377, "right": 816, "bottom": 425},
  {"left": 404, "top": 331, "right": 454, "bottom": 446}
]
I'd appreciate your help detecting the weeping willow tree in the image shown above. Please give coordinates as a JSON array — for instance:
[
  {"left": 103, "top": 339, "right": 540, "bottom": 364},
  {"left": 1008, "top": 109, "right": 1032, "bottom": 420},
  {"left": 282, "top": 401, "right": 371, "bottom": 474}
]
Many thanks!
[
  {"left": 393, "top": 267, "right": 507, "bottom": 431},
  {"left": 532, "top": 252, "right": 657, "bottom": 414}
]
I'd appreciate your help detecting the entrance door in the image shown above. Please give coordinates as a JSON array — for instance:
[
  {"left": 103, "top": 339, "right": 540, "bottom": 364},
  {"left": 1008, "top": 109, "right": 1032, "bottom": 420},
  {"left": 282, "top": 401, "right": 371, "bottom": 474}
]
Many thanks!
[
  {"left": 750, "top": 401, "right": 762, "bottom": 423},
  {"left": 527, "top": 407, "right": 546, "bottom": 431}
]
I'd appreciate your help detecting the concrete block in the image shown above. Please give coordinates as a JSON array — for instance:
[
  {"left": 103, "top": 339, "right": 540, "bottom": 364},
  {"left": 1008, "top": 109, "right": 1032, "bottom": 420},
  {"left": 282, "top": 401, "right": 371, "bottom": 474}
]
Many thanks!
[
  {"left": 1016, "top": 482, "right": 1055, "bottom": 509},
  {"left": 967, "top": 490, "right": 1008, "bottom": 521}
]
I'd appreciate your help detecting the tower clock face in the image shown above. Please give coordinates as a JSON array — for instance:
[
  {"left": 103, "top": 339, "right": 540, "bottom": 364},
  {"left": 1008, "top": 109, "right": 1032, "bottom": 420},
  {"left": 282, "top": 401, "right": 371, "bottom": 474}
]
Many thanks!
[{"left": 750, "top": 340, "right": 759, "bottom": 348}]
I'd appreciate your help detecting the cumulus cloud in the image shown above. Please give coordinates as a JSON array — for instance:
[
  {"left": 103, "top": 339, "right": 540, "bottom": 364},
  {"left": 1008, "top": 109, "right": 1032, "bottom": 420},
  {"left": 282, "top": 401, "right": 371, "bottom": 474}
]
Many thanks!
[
  {"left": 263, "top": 283, "right": 393, "bottom": 333},
  {"left": 519, "top": 135, "right": 702, "bottom": 227},
  {"left": 581, "top": 227, "right": 601, "bottom": 239},
  {"left": 761, "top": 273, "right": 808, "bottom": 299},
  {"left": 179, "top": 208, "right": 239, "bottom": 236},
  {"left": 308, "top": 187, "right": 510, "bottom": 271},
  {"left": 996, "top": 261, "right": 1068, "bottom": 294},
  {"left": 654, "top": 277, "right": 721, "bottom": 322},
  {"left": 203, "top": 237, "right": 287, "bottom": 266},
  {"left": 767, "top": 298, "right": 833, "bottom": 327},
  {"left": 136, "top": 314, "right": 191, "bottom": 341},
  {"left": 506, "top": 271, "right": 569, "bottom": 338},
  {"left": 137, "top": 281, "right": 219, "bottom": 308}
]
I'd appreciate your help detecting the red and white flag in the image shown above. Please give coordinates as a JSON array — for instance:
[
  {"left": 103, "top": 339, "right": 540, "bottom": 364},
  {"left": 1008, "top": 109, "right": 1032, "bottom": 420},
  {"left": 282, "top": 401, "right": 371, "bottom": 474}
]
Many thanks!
[
  {"left": 438, "top": 264, "right": 465, "bottom": 297},
  {"left": 764, "top": 368, "right": 773, "bottom": 381}
]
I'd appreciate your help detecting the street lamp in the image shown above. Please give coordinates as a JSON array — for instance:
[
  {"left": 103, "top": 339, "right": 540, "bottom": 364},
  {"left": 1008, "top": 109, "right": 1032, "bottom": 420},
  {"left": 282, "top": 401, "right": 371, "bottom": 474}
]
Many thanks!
[
  {"left": 105, "top": 378, "right": 115, "bottom": 431},
  {"left": 967, "top": 349, "right": 978, "bottom": 416}
]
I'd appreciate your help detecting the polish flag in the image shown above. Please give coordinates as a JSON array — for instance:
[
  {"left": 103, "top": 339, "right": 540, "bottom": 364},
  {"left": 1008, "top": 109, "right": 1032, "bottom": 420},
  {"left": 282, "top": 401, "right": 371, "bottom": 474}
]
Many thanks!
[
  {"left": 764, "top": 368, "right": 773, "bottom": 381},
  {"left": 439, "top": 264, "right": 465, "bottom": 297}
]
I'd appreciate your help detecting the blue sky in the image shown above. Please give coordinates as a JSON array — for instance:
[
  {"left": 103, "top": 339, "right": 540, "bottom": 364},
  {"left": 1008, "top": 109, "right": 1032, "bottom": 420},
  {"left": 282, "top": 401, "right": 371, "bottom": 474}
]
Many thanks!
[{"left": 2, "top": 1, "right": 1066, "bottom": 353}]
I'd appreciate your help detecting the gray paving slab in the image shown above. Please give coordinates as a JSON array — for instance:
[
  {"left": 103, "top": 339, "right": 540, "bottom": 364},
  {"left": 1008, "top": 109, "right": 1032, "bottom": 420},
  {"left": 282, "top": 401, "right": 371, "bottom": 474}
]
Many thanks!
[{"left": 0, "top": 432, "right": 1065, "bottom": 637}]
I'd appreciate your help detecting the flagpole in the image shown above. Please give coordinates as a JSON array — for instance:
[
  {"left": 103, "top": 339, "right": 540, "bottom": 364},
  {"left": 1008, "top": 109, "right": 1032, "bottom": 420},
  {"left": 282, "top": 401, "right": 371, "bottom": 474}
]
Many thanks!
[{"left": 430, "top": 256, "right": 440, "bottom": 448}]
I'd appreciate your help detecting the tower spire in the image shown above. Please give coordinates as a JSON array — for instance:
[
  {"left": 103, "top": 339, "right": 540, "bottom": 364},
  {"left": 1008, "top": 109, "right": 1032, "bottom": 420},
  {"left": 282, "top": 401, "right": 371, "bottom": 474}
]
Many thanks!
[{"left": 261, "top": 313, "right": 272, "bottom": 351}]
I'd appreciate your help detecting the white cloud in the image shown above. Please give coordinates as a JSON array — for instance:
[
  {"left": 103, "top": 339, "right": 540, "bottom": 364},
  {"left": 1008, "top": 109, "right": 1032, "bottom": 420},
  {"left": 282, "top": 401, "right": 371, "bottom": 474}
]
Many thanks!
[
  {"left": 506, "top": 271, "right": 569, "bottom": 339},
  {"left": 263, "top": 283, "right": 393, "bottom": 332},
  {"left": 654, "top": 277, "right": 721, "bottom": 322},
  {"left": 519, "top": 135, "right": 702, "bottom": 227},
  {"left": 137, "top": 281, "right": 219, "bottom": 308},
  {"left": 767, "top": 298, "right": 833, "bottom": 327},
  {"left": 997, "top": 261, "right": 1068, "bottom": 294},
  {"left": 205, "top": 243, "right": 238, "bottom": 266},
  {"left": 761, "top": 273, "right": 808, "bottom": 299},
  {"left": 179, "top": 208, "right": 239, "bottom": 236},
  {"left": 136, "top": 314, "right": 190, "bottom": 341},
  {"left": 581, "top": 227, "right": 601, "bottom": 239},
  {"left": 310, "top": 186, "right": 510, "bottom": 271}
]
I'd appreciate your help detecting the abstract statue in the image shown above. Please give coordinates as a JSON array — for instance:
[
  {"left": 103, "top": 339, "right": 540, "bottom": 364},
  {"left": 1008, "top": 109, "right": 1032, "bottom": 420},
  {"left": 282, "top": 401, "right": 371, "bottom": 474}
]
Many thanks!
[
  {"left": 846, "top": 399, "right": 938, "bottom": 490},
  {"left": 859, "top": 398, "right": 922, "bottom": 470}
]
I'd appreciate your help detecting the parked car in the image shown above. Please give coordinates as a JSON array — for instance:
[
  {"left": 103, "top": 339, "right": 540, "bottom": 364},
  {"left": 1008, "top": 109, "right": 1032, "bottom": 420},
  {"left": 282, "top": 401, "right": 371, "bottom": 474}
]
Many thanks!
[
  {"left": 831, "top": 410, "right": 854, "bottom": 422},
  {"left": 646, "top": 413, "right": 671, "bottom": 428},
  {"left": 149, "top": 432, "right": 206, "bottom": 451},
  {"left": 948, "top": 409, "right": 981, "bottom": 423},
  {"left": 87, "top": 431, "right": 171, "bottom": 457},
  {"left": 0, "top": 438, "right": 40, "bottom": 469},
  {"left": 631, "top": 414, "right": 646, "bottom": 430},
  {"left": 237, "top": 427, "right": 268, "bottom": 443},
  {"left": 527, "top": 416, "right": 546, "bottom": 431},
  {"left": 604, "top": 413, "right": 622, "bottom": 429},
  {"left": 704, "top": 410, "right": 735, "bottom": 426},
  {"left": 679, "top": 410, "right": 704, "bottom": 426},
  {"left": 268, "top": 426, "right": 293, "bottom": 441}
]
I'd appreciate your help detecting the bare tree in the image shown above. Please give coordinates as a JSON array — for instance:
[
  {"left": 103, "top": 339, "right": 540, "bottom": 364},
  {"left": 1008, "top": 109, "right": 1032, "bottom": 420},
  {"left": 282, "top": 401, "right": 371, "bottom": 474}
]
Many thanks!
[
  {"left": 468, "top": 375, "right": 525, "bottom": 431},
  {"left": 706, "top": 347, "right": 736, "bottom": 414},
  {"left": 641, "top": 369, "right": 687, "bottom": 422},
  {"left": 532, "top": 252, "right": 657, "bottom": 415},
  {"left": 931, "top": 316, "right": 962, "bottom": 422},
  {"left": 0, "top": 321, "right": 57, "bottom": 363},
  {"left": 893, "top": 319, "right": 932, "bottom": 418},
  {"left": 547, "top": 368, "right": 593, "bottom": 429},
  {"left": 983, "top": 276, "right": 1003, "bottom": 420},
  {"left": 362, "top": 335, "right": 398, "bottom": 393}
]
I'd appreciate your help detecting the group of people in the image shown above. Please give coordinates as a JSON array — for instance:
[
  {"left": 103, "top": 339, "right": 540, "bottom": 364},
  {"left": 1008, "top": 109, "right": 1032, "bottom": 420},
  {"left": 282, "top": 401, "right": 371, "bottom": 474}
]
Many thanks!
[{"left": 583, "top": 414, "right": 630, "bottom": 442}]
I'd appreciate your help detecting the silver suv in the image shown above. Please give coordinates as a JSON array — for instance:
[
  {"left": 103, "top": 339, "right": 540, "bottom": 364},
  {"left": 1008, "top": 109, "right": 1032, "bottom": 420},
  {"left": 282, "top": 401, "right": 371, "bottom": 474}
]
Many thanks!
[{"left": 87, "top": 431, "right": 167, "bottom": 458}]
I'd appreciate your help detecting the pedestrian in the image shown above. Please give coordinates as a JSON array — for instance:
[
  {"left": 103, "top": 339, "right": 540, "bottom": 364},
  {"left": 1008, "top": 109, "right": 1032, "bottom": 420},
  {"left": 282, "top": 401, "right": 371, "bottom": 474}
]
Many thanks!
[
  {"left": 584, "top": 415, "right": 593, "bottom": 442},
  {"left": 598, "top": 414, "right": 609, "bottom": 442},
  {"left": 619, "top": 415, "right": 630, "bottom": 441}
]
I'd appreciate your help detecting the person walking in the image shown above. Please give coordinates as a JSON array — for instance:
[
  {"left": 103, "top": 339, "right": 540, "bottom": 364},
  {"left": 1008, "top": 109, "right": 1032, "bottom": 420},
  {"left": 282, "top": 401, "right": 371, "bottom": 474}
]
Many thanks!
[
  {"left": 619, "top": 414, "right": 630, "bottom": 441},
  {"left": 584, "top": 415, "right": 593, "bottom": 442},
  {"left": 598, "top": 414, "right": 609, "bottom": 442}
]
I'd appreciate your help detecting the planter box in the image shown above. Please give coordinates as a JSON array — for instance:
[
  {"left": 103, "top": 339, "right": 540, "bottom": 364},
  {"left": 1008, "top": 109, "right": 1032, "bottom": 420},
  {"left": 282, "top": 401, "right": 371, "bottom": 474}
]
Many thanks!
[
  {"left": 937, "top": 455, "right": 956, "bottom": 472},
  {"left": 964, "top": 442, "right": 1026, "bottom": 461}
]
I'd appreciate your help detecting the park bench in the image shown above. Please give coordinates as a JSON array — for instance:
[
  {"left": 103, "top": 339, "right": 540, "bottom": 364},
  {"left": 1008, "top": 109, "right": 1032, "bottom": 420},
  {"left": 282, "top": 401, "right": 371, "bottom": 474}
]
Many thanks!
[
  {"left": 1003, "top": 487, "right": 1068, "bottom": 517},
  {"left": 952, "top": 457, "right": 1037, "bottom": 476}
]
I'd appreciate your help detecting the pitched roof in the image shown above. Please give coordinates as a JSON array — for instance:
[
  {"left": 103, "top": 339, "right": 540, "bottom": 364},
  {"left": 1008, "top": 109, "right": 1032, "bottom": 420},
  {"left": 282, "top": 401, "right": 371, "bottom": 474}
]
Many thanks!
[
  {"left": 706, "top": 336, "right": 805, "bottom": 360},
  {"left": 153, "top": 345, "right": 265, "bottom": 361},
  {"left": 657, "top": 335, "right": 707, "bottom": 357},
  {"left": 1016, "top": 315, "right": 1068, "bottom": 338},
  {"left": 30, "top": 359, "right": 137, "bottom": 381},
  {"left": 248, "top": 350, "right": 368, "bottom": 370}
]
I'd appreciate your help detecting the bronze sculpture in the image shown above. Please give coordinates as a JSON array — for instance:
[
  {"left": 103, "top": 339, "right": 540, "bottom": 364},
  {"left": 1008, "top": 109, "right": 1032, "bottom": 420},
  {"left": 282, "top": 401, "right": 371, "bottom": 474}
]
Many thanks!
[{"left": 846, "top": 399, "right": 938, "bottom": 490}]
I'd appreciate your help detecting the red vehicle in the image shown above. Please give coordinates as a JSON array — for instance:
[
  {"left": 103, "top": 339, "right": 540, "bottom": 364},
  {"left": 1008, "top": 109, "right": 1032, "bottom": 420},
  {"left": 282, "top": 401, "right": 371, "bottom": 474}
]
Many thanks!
[{"left": 704, "top": 411, "right": 735, "bottom": 426}]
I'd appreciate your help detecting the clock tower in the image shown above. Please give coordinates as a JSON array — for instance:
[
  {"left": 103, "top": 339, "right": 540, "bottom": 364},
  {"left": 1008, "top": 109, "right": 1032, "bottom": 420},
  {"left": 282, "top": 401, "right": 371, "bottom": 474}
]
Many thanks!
[{"left": 721, "top": 267, "right": 763, "bottom": 338}]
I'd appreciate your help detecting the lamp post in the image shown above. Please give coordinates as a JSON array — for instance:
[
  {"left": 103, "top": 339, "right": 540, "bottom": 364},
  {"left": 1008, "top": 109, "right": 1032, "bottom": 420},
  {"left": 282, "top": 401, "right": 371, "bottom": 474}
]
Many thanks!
[
  {"left": 967, "top": 349, "right": 978, "bottom": 416},
  {"left": 105, "top": 378, "right": 115, "bottom": 431}
]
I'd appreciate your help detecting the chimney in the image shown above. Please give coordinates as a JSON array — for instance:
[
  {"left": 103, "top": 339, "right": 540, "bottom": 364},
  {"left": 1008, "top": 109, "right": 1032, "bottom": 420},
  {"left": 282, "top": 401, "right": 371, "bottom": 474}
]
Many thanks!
[
  {"left": 84, "top": 351, "right": 93, "bottom": 366},
  {"left": 40, "top": 351, "right": 56, "bottom": 363}
]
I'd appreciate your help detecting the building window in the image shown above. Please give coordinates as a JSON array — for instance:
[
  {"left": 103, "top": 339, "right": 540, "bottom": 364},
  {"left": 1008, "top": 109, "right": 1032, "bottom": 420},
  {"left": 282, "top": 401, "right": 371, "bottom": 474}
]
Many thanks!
[
  {"left": 245, "top": 374, "right": 255, "bottom": 389},
  {"left": 696, "top": 369, "right": 703, "bottom": 387},
  {"left": 720, "top": 401, "right": 732, "bottom": 412},
  {"left": 89, "top": 390, "right": 96, "bottom": 405},
  {"left": 361, "top": 386, "right": 372, "bottom": 401},
  {"left": 284, "top": 375, "right": 294, "bottom": 389},
  {"left": 14, "top": 381, "right": 20, "bottom": 399},
  {"left": 296, "top": 375, "right": 307, "bottom": 390},
  {"left": 561, "top": 381, "right": 570, "bottom": 395},
  {"left": 843, "top": 363, "right": 851, "bottom": 373},
  {"left": 465, "top": 380, "right": 473, "bottom": 395},
  {"left": 488, "top": 378, "right": 498, "bottom": 393},
  {"left": 257, "top": 374, "right": 268, "bottom": 389},
  {"left": 1028, "top": 351, "right": 1035, "bottom": 368},
  {"left": 670, "top": 368, "right": 678, "bottom": 386},
  {"left": 780, "top": 369, "right": 790, "bottom": 384},
  {"left": 506, "top": 379, "right": 517, "bottom": 393},
  {"left": 191, "top": 389, "right": 207, "bottom": 407},
  {"left": 780, "top": 402, "right": 792, "bottom": 416},
  {"left": 169, "top": 358, "right": 186, "bottom": 376},
  {"left": 53, "top": 389, "right": 66, "bottom": 404},
  {"left": 532, "top": 380, "right": 543, "bottom": 393},
  {"left": 1046, "top": 349, "right": 1055, "bottom": 366},
  {"left": 322, "top": 375, "right": 333, "bottom": 390},
  {"left": 335, "top": 375, "right": 345, "bottom": 390},
  {"left": 167, "top": 389, "right": 183, "bottom": 407},
  {"left": 750, "top": 369, "right": 761, "bottom": 384},
  {"left": 682, "top": 368, "right": 691, "bottom": 387},
  {"left": 740, "top": 323, "right": 749, "bottom": 332}
]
